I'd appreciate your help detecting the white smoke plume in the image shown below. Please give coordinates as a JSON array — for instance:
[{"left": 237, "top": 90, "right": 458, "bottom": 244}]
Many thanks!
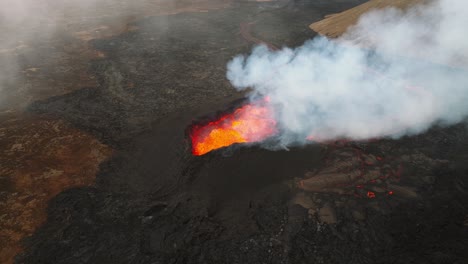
[{"left": 227, "top": 0, "right": 468, "bottom": 147}]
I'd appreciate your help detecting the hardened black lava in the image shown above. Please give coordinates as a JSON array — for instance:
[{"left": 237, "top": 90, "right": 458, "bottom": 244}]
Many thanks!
[{"left": 17, "top": 1, "right": 468, "bottom": 264}]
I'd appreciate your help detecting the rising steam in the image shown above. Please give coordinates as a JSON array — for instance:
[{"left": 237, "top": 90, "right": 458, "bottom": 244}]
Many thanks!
[{"left": 227, "top": 0, "right": 468, "bottom": 147}]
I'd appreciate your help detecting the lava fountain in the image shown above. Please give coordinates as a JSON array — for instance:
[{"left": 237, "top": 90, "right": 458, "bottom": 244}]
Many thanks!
[{"left": 190, "top": 99, "right": 277, "bottom": 156}]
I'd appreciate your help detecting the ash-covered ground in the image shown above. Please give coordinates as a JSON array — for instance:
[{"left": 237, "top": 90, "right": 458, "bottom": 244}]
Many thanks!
[{"left": 2, "top": 1, "right": 467, "bottom": 263}]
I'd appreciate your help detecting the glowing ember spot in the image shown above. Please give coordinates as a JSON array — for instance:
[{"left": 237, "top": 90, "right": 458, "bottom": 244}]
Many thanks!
[
  {"left": 388, "top": 191, "right": 394, "bottom": 195},
  {"left": 191, "top": 102, "right": 277, "bottom": 156},
  {"left": 367, "top": 191, "right": 376, "bottom": 198}
]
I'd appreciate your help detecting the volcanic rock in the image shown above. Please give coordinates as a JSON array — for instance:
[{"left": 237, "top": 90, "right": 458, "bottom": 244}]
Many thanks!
[
  {"left": 318, "top": 203, "right": 337, "bottom": 224},
  {"left": 387, "top": 184, "right": 419, "bottom": 199},
  {"left": 369, "top": 186, "right": 386, "bottom": 193},
  {"left": 291, "top": 192, "right": 316, "bottom": 210},
  {"left": 319, "top": 157, "right": 361, "bottom": 174},
  {"left": 359, "top": 170, "right": 381, "bottom": 183},
  {"left": 363, "top": 154, "right": 377, "bottom": 165},
  {"left": 299, "top": 171, "right": 361, "bottom": 192},
  {"left": 421, "top": 175, "right": 436, "bottom": 184},
  {"left": 352, "top": 209, "right": 366, "bottom": 221},
  {"left": 308, "top": 208, "right": 316, "bottom": 217}
]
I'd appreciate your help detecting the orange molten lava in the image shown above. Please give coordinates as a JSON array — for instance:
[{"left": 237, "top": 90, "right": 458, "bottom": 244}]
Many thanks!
[{"left": 191, "top": 102, "right": 277, "bottom": 156}]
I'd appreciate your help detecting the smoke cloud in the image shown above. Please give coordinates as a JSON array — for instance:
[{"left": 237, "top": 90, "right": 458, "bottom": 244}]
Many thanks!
[{"left": 227, "top": 0, "right": 468, "bottom": 147}]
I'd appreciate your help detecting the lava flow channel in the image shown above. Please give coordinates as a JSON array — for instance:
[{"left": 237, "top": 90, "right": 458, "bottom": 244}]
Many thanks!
[{"left": 190, "top": 102, "right": 277, "bottom": 156}]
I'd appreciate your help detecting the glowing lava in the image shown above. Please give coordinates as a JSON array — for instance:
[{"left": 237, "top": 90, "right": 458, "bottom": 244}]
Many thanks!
[{"left": 190, "top": 101, "right": 277, "bottom": 156}]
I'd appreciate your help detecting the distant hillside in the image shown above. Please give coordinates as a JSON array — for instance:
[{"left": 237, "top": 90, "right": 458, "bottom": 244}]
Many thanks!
[{"left": 310, "top": 0, "right": 425, "bottom": 38}]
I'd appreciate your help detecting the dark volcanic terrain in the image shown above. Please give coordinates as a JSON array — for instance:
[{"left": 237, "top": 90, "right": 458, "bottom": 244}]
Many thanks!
[{"left": 1, "top": 1, "right": 467, "bottom": 263}]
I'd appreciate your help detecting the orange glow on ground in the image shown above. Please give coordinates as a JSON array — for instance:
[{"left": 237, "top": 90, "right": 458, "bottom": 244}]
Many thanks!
[{"left": 190, "top": 101, "right": 277, "bottom": 156}]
